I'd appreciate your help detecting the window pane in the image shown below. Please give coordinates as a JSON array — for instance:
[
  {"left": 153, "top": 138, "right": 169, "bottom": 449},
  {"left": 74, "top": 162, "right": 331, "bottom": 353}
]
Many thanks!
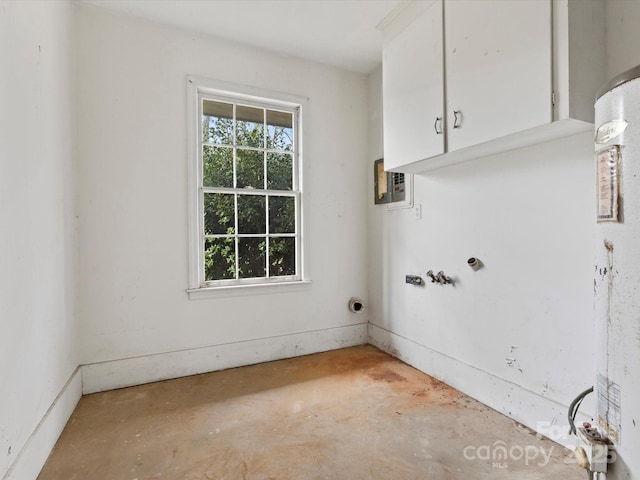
[
  {"left": 236, "top": 149, "right": 264, "bottom": 189},
  {"left": 236, "top": 105, "right": 264, "bottom": 148},
  {"left": 204, "top": 238, "right": 236, "bottom": 281},
  {"left": 267, "top": 152, "right": 293, "bottom": 190},
  {"left": 269, "top": 237, "right": 296, "bottom": 277},
  {"left": 266, "top": 110, "right": 293, "bottom": 151},
  {"left": 203, "top": 146, "right": 233, "bottom": 188},
  {"left": 204, "top": 193, "right": 235, "bottom": 235},
  {"left": 237, "top": 195, "right": 266, "bottom": 234},
  {"left": 269, "top": 196, "right": 295, "bottom": 234},
  {"left": 238, "top": 237, "right": 265, "bottom": 278},
  {"left": 202, "top": 100, "right": 233, "bottom": 145}
]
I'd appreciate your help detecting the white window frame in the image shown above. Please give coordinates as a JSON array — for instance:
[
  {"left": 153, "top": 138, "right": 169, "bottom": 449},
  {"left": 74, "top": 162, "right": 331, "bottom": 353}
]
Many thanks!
[{"left": 186, "top": 76, "right": 310, "bottom": 299}]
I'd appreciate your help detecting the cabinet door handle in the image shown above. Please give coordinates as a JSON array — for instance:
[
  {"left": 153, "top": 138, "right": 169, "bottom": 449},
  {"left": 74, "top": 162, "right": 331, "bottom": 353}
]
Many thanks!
[
  {"left": 453, "top": 110, "right": 462, "bottom": 129},
  {"left": 434, "top": 117, "right": 443, "bottom": 135}
]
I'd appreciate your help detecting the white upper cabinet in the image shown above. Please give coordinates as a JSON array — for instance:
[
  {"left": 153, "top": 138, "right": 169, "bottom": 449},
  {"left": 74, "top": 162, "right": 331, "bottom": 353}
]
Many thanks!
[
  {"left": 381, "top": 0, "right": 606, "bottom": 173},
  {"left": 445, "top": 0, "right": 552, "bottom": 151},
  {"left": 382, "top": 0, "right": 444, "bottom": 171}
]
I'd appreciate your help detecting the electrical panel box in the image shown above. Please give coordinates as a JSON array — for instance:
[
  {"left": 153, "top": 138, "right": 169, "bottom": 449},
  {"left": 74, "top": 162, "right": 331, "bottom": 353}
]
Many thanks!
[{"left": 374, "top": 158, "right": 405, "bottom": 205}]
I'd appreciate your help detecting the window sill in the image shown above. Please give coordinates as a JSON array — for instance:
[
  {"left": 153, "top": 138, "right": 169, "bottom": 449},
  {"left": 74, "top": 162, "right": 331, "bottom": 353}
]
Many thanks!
[{"left": 187, "top": 280, "right": 312, "bottom": 300}]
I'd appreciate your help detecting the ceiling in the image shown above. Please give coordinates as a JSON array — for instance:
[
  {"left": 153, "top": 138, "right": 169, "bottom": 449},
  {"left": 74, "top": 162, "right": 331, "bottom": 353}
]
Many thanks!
[{"left": 80, "top": 0, "right": 403, "bottom": 74}]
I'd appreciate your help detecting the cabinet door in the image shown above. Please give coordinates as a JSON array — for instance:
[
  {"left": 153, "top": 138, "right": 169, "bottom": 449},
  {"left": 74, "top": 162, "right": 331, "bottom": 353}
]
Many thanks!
[
  {"left": 383, "top": 0, "right": 444, "bottom": 171},
  {"left": 445, "top": 0, "right": 552, "bottom": 152}
]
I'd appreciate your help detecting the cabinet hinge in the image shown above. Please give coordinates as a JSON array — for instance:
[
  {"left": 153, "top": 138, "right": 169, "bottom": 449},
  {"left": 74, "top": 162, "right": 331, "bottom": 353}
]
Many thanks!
[{"left": 552, "top": 91, "right": 557, "bottom": 106}]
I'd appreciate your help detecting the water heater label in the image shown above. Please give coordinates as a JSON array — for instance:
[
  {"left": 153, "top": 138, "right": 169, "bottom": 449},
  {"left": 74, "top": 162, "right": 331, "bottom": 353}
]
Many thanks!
[
  {"left": 597, "top": 373, "right": 621, "bottom": 444},
  {"left": 595, "top": 119, "right": 628, "bottom": 145},
  {"left": 596, "top": 146, "right": 621, "bottom": 223}
]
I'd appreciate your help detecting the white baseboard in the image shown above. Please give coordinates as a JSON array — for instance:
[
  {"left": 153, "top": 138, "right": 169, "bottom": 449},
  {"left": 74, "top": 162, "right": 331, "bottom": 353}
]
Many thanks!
[
  {"left": 4, "top": 368, "right": 82, "bottom": 480},
  {"left": 368, "top": 323, "right": 589, "bottom": 450},
  {"left": 82, "top": 323, "right": 368, "bottom": 394}
]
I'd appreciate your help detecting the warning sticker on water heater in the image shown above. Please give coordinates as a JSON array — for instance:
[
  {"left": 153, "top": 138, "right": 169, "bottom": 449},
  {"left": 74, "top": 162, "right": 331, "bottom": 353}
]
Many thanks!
[{"left": 596, "top": 146, "right": 621, "bottom": 223}]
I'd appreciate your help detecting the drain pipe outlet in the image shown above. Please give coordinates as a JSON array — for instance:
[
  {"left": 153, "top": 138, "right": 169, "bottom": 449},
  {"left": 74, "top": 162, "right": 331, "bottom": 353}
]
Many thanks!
[
  {"left": 348, "top": 297, "right": 364, "bottom": 313},
  {"left": 467, "top": 257, "right": 483, "bottom": 271}
]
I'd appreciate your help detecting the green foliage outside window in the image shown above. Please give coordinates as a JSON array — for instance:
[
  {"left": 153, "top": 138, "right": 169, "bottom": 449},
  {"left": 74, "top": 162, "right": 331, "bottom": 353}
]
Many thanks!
[{"left": 202, "top": 101, "right": 297, "bottom": 282}]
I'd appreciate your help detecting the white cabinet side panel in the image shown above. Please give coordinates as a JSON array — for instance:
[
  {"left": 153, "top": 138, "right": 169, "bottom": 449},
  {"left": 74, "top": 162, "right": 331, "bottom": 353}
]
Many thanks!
[{"left": 383, "top": 0, "right": 444, "bottom": 170}]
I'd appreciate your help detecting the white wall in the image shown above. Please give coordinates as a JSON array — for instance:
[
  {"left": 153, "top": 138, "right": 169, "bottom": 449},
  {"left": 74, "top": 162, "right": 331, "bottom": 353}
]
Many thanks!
[
  {"left": 75, "top": 5, "right": 370, "bottom": 390},
  {"left": 0, "top": 1, "right": 80, "bottom": 478},
  {"left": 367, "top": 65, "right": 596, "bottom": 446},
  {"left": 366, "top": 68, "right": 386, "bottom": 330}
]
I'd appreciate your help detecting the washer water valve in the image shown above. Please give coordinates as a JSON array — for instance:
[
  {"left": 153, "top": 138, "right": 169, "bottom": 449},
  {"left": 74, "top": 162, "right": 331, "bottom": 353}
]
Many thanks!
[{"left": 426, "top": 270, "right": 453, "bottom": 285}]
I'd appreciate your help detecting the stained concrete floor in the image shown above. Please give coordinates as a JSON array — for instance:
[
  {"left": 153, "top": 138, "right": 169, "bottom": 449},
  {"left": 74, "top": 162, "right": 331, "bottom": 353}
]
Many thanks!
[{"left": 38, "top": 345, "right": 584, "bottom": 479}]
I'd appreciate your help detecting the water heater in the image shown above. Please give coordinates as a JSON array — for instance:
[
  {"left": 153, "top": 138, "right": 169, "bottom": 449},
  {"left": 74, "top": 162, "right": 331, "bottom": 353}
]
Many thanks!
[{"left": 593, "top": 64, "right": 640, "bottom": 479}]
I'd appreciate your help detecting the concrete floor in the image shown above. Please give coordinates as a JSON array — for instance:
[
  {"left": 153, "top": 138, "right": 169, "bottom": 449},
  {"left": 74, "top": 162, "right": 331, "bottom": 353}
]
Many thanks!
[{"left": 38, "top": 345, "right": 584, "bottom": 479}]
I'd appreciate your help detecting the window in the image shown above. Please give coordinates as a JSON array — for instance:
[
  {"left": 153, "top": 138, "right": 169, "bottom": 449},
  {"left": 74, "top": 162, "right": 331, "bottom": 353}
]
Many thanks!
[{"left": 187, "top": 78, "right": 305, "bottom": 295}]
